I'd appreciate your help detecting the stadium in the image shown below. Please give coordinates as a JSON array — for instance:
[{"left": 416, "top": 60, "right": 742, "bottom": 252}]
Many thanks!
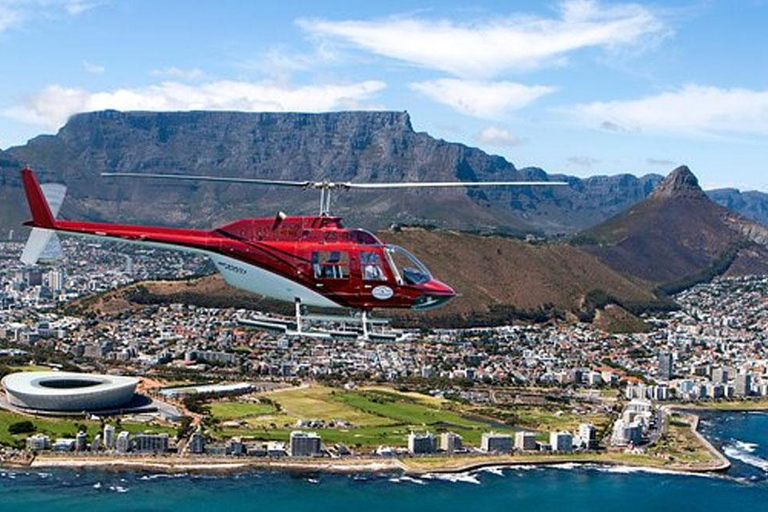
[{"left": 1, "top": 371, "right": 139, "bottom": 412}]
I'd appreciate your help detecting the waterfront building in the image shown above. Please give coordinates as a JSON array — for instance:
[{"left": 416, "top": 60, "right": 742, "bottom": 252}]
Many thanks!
[
  {"left": 440, "top": 432, "right": 463, "bottom": 454},
  {"left": 135, "top": 433, "right": 169, "bottom": 453},
  {"left": 289, "top": 431, "right": 322, "bottom": 457},
  {"left": 75, "top": 431, "right": 88, "bottom": 451},
  {"left": 53, "top": 438, "right": 76, "bottom": 452},
  {"left": 115, "top": 431, "right": 131, "bottom": 453},
  {"left": 514, "top": 432, "right": 537, "bottom": 451},
  {"left": 227, "top": 437, "right": 246, "bottom": 456},
  {"left": 103, "top": 424, "right": 116, "bottom": 450},
  {"left": 267, "top": 441, "right": 287, "bottom": 457},
  {"left": 577, "top": 423, "right": 598, "bottom": 449},
  {"left": 549, "top": 431, "right": 573, "bottom": 452},
  {"left": 407, "top": 431, "right": 436, "bottom": 455},
  {"left": 26, "top": 434, "right": 50, "bottom": 451},
  {"left": 189, "top": 429, "right": 205, "bottom": 454},
  {"left": 735, "top": 373, "right": 752, "bottom": 397},
  {"left": 611, "top": 420, "right": 643, "bottom": 446},
  {"left": 91, "top": 433, "right": 102, "bottom": 452},
  {"left": 481, "top": 432, "right": 513, "bottom": 453}
]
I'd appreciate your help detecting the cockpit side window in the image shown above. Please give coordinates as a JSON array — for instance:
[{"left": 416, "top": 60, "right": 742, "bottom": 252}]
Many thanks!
[
  {"left": 384, "top": 245, "right": 431, "bottom": 285},
  {"left": 360, "top": 250, "right": 387, "bottom": 281},
  {"left": 312, "top": 251, "right": 349, "bottom": 279}
]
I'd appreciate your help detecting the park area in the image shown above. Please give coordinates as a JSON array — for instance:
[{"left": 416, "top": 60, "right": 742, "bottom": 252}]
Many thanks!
[{"left": 205, "top": 385, "right": 607, "bottom": 448}]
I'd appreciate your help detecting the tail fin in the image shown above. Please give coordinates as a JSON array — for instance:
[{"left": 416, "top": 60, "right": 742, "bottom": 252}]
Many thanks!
[{"left": 21, "top": 166, "right": 56, "bottom": 228}]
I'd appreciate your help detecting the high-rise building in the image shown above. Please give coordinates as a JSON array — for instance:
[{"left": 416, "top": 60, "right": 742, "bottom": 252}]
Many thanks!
[
  {"left": 481, "top": 432, "right": 513, "bottom": 453},
  {"left": 115, "top": 431, "right": 131, "bottom": 453},
  {"left": 711, "top": 367, "right": 729, "bottom": 384},
  {"left": 289, "top": 431, "right": 322, "bottom": 457},
  {"left": 611, "top": 420, "right": 643, "bottom": 446},
  {"left": 658, "top": 351, "right": 674, "bottom": 380},
  {"left": 735, "top": 373, "right": 752, "bottom": 397},
  {"left": 103, "top": 424, "right": 116, "bottom": 450},
  {"left": 514, "top": 432, "right": 537, "bottom": 451},
  {"left": 26, "top": 434, "right": 51, "bottom": 451},
  {"left": 577, "top": 423, "right": 598, "bottom": 449},
  {"left": 189, "top": 428, "right": 205, "bottom": 454},
  {"left": 549, "top": 432, "right": 574, "bottom": 452},
  {"left": 91, "top": 433, "right": 102, "bottom": 452},
  {"left": 407, "top": 432, "right": 436, "bottom": 455},
  {"left": 75, "top": 431, "right": 88, "bottom": 452},
  {"left": 135, "top": 433, "right": 169, "bottom": 453},
  {"left": 440, "top": 432, "right": 463, "bottom": 454}
]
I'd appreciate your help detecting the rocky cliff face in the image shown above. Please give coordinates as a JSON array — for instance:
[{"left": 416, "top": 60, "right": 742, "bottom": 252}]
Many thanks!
[
  {"left": 708, "top": 188, "right": 768, "bottom": 227},
  {"left": 1, "top": 110, "right": 663, "bottom": 236}
]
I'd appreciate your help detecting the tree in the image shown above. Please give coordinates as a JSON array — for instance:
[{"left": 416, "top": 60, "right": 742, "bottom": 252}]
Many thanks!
[{"left": 8, "top": 420, "right": 36, "bottom": 435}]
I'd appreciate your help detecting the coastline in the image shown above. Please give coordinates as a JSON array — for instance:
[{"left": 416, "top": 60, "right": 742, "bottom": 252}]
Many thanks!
[{"left": 1, "top": 406, "right": 742, "bottom": 477}]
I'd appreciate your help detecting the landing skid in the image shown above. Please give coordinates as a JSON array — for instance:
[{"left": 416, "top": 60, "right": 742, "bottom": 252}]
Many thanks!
[{"left": 237, "top": 300, "right": 402, "bottom": 342}]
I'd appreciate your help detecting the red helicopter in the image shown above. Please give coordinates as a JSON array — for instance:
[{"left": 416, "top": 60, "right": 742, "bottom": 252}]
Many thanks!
[{"left": 20, "top": 167, "right": 566, "bottom": 337}]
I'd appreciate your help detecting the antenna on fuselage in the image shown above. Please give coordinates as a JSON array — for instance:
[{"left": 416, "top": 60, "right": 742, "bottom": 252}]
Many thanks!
[{"left": 101, "top": 172, "right": 569, "bottom": 216}]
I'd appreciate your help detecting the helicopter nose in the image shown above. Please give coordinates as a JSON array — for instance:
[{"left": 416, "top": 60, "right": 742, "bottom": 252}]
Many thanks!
[{"left": 411, "top": 279, "right": 456, "bottom": 310}]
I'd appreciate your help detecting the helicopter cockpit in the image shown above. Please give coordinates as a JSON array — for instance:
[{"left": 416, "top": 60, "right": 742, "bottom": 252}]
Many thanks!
[{"left": 383, "top": 245, "right": 432, "bottom": 285}]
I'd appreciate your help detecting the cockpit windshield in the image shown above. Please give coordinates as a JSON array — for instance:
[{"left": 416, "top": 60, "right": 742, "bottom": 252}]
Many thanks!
[{"left": 384, "top": 245, "right": 432, "bottom": 285}]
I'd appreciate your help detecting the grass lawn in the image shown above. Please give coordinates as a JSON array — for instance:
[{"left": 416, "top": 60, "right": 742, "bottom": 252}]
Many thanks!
[
  {"left": 209, "top": 401, "right": 277, "bottom": 421},
  {"left": 332, "top": 390, "right": 485, "bottom": 428},
  {"left": 649, "top": 415, "right": 716, "bottom": 464},
  {"left": 0, "top": 409, "right": 175, "bottom": 448},
  {"left": 8, "top": 365, "right": 51, "bottom": 372},
  {"left": 509, "top": 406, "right": 611, "bottom": 432},
  {"left": 248, "top": 386, "right": 395, "bottom": 428}
]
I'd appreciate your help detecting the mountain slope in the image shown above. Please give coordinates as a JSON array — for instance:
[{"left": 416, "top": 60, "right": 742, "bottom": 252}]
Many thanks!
[
  {"left": 708, "top": 188, "right": 768, "bottom": 227},
  {"left": 1, "top": 110, "right": 662, "bottom": 238},
  {"left": 75, "top": 226, "right": 664, "bottom": 327},
  {"left": 578, "top": 166, "right": 768, "bottom": 284}
]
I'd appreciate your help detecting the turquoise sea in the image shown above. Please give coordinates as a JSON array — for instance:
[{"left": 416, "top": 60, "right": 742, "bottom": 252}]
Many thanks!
[{"left": 2, "top": 411, "right": 768, "bottom": 512}]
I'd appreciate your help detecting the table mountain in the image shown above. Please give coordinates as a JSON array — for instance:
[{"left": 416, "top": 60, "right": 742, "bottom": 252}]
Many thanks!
[{"left": 1, "top": 110, "right": 662, "bottom": 238}]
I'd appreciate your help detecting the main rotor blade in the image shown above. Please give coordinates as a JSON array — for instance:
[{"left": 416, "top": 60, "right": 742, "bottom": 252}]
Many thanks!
[
  {"left": 101, "top": 172, "right": 311, "bottom": 187},
  {"left": 343, "top": 181, "right": 569, "bottom": 189}
]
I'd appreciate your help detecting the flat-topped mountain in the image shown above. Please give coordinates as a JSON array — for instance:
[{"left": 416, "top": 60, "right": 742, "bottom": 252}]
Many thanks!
[{"left": 0, "top": 110, "right": 663, "bottom": 238}]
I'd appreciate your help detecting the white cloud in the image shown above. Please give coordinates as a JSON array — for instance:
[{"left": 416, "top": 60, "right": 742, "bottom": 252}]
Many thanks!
[
  {"left": 5, "top": 79, "right": 387, "bottom": 129},
  {"left": 569, "top": 84, "right": 768, "bottom": 137},
  {"left": 150, "top": 67, "right": 205, "bottom": 80},
  {"left": 476, "top": 126, "right": 524, "bottom": 146},
  {"left": 82, "top": 60, "right": 104, "bottom": 74},
  {"left": 568, "top": 156, "right": 600, "bottom": 166},
  {"left": 410, "top": 79, "right": 554, "bottom": 118},
  {"left": 299, "top": 0, "right": 666, "bottom": 78},
  {"left": 0, "top": 0, "right": 101, "bottom": 33}
]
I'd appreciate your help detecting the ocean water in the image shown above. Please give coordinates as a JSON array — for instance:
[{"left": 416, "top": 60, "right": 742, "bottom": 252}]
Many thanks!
[{"left": 2, "top": 412, "right": 768, "bottom": 512}]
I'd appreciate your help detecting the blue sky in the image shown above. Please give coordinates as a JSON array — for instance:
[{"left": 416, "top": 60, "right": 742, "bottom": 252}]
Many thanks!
[{"left": 1, "top": 0, "right": 767, "bottom": 191}]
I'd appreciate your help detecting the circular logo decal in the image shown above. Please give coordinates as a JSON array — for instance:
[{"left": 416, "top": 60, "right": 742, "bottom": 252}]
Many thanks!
[{"left": 372, "top": 285, "right": 394, "bottom": 300}]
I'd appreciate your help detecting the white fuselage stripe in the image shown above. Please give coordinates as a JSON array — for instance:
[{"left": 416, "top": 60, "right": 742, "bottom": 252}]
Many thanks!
[{"left": 53, "top": 230, "right": 343, "bottom": 309}]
